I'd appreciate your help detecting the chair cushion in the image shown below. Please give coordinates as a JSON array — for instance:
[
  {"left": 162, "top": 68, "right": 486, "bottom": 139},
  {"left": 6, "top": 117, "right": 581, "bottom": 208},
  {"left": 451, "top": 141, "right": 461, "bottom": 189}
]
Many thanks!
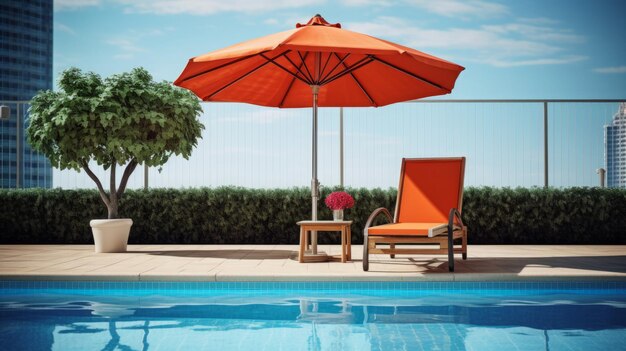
[
  {"left": 367, "top": 222, "right": 449, "bottom": 237},
  {"left": 397, "top": 159, "right": 464, "bottom": 223}
]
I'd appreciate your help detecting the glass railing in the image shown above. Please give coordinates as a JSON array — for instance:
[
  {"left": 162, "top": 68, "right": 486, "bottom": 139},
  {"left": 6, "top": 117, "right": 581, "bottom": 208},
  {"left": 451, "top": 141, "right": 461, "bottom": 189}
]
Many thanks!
[{"left": 2, "top": 99, "right": 624, "bottom": 189}]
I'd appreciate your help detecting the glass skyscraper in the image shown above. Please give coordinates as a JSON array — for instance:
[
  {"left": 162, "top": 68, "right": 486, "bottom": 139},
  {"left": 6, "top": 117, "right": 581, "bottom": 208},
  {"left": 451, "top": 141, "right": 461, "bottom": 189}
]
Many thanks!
[
  {"left": 0, "top": 0, "right": 53, "bottom": 188},
  {"left": 605, "top": 103, "right": 626, "bottom": 188}
]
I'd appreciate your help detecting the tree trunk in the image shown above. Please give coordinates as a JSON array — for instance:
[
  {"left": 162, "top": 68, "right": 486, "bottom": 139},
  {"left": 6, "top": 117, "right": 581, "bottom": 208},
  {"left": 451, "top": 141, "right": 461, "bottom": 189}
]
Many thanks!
[
  {"left": 108, "top": 162, "right": 118, "bottom": 219},
  {"left": 81, "top": 161, "right": 112, "bottom": 220},
  {"left": 82, "top": 159, "right": 138, "bottom": 220},
  {"left": 107, "top": 198, "right": 119, "bottom": 219}
]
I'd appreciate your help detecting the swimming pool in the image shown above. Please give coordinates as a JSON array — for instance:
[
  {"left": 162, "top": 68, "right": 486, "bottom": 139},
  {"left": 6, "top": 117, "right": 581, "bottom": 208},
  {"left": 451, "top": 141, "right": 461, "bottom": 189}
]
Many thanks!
[{"left": 1, "top": 281, "right": 625, "bottom": 351}]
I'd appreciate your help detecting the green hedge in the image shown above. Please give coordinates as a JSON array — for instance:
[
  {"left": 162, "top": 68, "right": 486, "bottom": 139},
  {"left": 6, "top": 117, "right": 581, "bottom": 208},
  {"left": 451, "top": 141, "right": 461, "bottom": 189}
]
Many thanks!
[
  {"left": 1, "top": 187, "right": 624, "bottom": 245},
  {"left": 462, "top": 187, "right": 626, "bottom": 244}
]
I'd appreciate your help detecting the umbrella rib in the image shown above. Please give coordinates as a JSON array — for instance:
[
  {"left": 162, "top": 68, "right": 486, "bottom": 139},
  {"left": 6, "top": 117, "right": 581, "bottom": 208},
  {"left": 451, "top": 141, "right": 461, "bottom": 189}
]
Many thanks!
[
  {"left": 260, "top": 53, "right": 312, "bottom": 86},
  {"left": 282, "top": 52, "right": 314, "bottom": 85},
  {"left": 319, "top": 52, "right": 333, "bottom": 81},
  {"left": 332, "top": 52, "right": 376, "bottom": 106},
  {"left": 319, "top": 53, "right": 350, "bottom": 83},
  {"left": 278, "top": 73, "right": 299, "bottom": 108},
  {"left": 177, "top": 52, "right": 265, "bottom": 84},
  {"left": 278, "top": 55, "right": 310, "bottom": 107},
  {"left": 204, "top": 51, "right": 291, "bottom": 100},
  {"left": 204, "top": 60, "right": 273, "bottom": 100},
  {"left": 315, "top": 52, "right": 321, "bottom": 82},
  {"left": 320, "top": 56, "right": 374, "bottom": 86},
  {"left": 370, "top": 56, "right": 451, "bottom": 93},
  {"left": 297, "top": 51, "right": 316, "bottom": 84}
]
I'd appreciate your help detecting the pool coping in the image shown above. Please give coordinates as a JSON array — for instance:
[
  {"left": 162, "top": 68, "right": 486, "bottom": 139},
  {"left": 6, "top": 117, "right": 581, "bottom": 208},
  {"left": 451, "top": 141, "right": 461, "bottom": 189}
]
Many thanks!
[
  {"left": 2, "top": 273, "right": 626, "bottom": 282},
  {"left": 2, "top": 244, "right": 625, "bottom": 283}
]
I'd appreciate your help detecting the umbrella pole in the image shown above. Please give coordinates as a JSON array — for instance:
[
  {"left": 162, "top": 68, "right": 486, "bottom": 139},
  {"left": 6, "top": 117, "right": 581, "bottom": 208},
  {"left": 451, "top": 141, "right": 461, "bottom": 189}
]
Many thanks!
[{"left": 311, "top": 85, "right": 320, "bottom": 254}]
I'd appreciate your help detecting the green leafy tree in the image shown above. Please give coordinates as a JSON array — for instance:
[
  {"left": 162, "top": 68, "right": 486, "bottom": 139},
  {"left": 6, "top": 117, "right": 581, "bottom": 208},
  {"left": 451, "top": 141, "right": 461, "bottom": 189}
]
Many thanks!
[{"left": 27, "top": 67, "right": 204, "bottom": 219}]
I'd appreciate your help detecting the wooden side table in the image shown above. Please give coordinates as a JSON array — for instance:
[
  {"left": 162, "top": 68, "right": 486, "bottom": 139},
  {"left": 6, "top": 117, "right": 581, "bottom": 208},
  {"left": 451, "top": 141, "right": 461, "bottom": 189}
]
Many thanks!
[{"left": 297, "top": 220, "right": 352, "bottom": 263}]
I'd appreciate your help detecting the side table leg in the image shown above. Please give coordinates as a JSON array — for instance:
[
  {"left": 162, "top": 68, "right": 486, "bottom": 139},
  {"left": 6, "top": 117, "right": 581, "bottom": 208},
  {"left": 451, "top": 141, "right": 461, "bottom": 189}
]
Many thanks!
[
  {"left": 341, "top": 227, "right": 346, "bottom": 263},
  {"left": 299, "top": 227, "right": 305, "bottom": 263},
  {"left": 346, "top": 226, "right": 352, "bottom": 261}
]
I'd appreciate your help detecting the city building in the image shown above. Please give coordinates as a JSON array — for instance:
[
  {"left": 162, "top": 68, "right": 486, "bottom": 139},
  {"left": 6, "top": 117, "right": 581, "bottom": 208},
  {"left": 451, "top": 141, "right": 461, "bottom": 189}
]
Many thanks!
[
  {"left": 605, "top": 103, "right": 626, "bottom": 188},
  {"left": 0, "top": 0, "right": 53, "bottom": 188}
]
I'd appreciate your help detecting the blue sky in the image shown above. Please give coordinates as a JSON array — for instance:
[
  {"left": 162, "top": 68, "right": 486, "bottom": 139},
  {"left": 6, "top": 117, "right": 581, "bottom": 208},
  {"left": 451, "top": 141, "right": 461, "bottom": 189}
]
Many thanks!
[
  {"left": 50, "top": 0, "right": 626, "bottom": 190},
  {"left": 53, "top": 0, "right": 626, "bottom": 99}
]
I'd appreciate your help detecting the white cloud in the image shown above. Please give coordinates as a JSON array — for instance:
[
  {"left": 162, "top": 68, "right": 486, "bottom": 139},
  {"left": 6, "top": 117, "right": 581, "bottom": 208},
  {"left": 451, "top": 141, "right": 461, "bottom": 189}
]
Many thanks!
[
  {"left": 106, "top": 28, "right": 172, "bottom": 60},
  {"left": 113, "top": 0, "right": 319, "bottom": 15},
  {"left": 350, "top": 20, "right": 554, "bottom": 55},
  {"left": 405, "top": 0, "right": 508, "bottom": 18},
  {"left": 517, "top": 17, "right": 560, "bottom": 26},
  {"left": 261, "top": 13, "right": 315, "bottom": 28},
  {"left": 482, "top": 23, "right": 584, "bottom": 43},
  {"left": 107, "top": 38, "right": 145, "bottom": 53},
  {"left": 55, "top": 22, "right": 76, "bottom": 35},
  {"left": 341, "top": 0, "right": 392, "bottom": 6},
  {"left": 346, "top": 16, "right": 586, "bottom": 68},
  {"left": 593, "top": 66, "right": 626, "bottom": 74},
  {"left": 487, "top": 55, "right": 587, "bottom": 68},
  {"left": 112, "top": 53, "right": 135, "bottom": 60},
  {"left": 107, "top": 38, "right": 145, "bottom": 60},
  {"left": 54, "top": 0, "right": 100, "bottom": 11},
  {"left": 263, "top": 18, "right": 279, "bottom": 25}
]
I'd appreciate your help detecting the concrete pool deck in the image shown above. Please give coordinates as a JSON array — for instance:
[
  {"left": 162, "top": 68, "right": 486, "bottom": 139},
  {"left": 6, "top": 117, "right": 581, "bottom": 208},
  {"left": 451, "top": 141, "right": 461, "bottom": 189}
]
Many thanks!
[{"left": 1, "top": 245, "right": 625, "bottom": 282}]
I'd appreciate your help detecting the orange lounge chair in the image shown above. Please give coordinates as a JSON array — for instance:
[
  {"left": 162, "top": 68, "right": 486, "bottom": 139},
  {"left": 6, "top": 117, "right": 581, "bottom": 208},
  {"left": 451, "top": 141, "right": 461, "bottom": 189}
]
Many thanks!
[{"left": 363, "top": 157, "right": 468, "bottom": 272}]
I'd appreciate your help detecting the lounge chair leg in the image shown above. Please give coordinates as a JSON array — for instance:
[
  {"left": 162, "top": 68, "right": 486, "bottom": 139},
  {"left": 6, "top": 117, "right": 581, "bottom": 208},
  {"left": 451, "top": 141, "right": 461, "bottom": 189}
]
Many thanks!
[
  {"left": 363, "top": 229, "right": 369, "bottom": 271},
  {"left": 462, "top": 226, "right": 468, "bottom": 260},
  {"left": 447, "top": 223, "right": 454, "bottom": 272},
  {"left": 390, "top": 243, "right": 395, "bottom": 258}
]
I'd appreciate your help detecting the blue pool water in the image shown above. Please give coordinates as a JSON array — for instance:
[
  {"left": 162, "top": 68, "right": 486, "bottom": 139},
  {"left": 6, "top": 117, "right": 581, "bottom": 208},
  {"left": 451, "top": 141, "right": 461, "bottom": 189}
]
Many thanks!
[{"left": 0, "top": 281, "right": 625, "bottom": 351}]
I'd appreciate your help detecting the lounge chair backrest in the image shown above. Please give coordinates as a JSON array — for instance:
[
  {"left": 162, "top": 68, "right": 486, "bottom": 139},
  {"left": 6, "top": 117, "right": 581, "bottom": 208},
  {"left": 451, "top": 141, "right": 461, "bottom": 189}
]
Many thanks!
[{"left": 395, "top": 158, "right": 465, "bottom": 223}]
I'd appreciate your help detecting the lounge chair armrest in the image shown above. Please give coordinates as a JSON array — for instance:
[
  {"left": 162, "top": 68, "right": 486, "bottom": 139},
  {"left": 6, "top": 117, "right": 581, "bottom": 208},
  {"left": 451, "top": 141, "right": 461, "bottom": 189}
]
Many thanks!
[
  {"left": 363, "top": 207, "right": 391, "bottom": 272},
  {"left": 448, "top": 208, "right": 464, "bottom": 228},
  {"left": 365, "top": 207, "right": 393, "bottom": 230}
]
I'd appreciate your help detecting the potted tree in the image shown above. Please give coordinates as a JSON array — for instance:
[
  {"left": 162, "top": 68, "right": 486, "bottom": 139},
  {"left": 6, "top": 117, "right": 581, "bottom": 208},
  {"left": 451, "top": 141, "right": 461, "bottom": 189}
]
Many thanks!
[{"left": 27, "top": 67, "right": 204, "bottom": 252}]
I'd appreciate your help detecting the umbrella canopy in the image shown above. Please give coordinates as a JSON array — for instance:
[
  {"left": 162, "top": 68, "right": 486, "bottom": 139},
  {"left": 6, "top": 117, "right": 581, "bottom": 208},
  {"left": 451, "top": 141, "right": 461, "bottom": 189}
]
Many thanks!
[
  {"left": 175, "top": 15, "right": 464, "bottom": 108},
  {"left": 175, "top": 15, "right": 464, "bottom": 255}
]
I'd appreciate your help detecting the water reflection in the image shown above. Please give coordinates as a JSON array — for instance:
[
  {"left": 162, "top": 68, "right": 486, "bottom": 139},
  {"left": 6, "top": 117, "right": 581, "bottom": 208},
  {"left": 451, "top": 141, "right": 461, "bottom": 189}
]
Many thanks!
[{"left": 0, "top": 292, "right": 625, "bottom": 351}]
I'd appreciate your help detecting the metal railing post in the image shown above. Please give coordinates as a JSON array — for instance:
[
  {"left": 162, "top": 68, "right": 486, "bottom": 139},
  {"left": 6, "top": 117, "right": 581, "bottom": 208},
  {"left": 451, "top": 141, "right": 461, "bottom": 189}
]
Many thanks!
[
  {"left": 596, "top": 168, "right": 606, "bottom": 187},
  {"left": 144, "top": 163, "right": 148, "bottom": 190},
  {"left": 543, "top": 101, "right": 548, "bottom": 188},
  {"left": 339, "top": 107, "right": 344, "bottom": 188},
  {"left": 16, "top": 103, "right": 21, "bottom": 188}
]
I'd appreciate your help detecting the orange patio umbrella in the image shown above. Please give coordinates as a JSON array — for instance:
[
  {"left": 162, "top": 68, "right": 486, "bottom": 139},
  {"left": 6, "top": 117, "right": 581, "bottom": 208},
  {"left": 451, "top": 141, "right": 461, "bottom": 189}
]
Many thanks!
[{"left": 174, "top": 14, "right": 464, "bottom": 253}]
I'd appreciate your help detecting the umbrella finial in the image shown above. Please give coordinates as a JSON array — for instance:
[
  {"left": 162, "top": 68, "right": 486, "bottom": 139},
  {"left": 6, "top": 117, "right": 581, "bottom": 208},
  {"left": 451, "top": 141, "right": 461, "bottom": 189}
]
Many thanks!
[{"left": 296, "top": 14, "right": 341, "bottom": 28}]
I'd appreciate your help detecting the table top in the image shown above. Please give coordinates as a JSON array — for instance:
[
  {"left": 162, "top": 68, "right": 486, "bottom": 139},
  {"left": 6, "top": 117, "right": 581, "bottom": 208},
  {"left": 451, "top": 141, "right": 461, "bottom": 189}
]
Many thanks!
[{"left": 297, "top": 220, "right": 353, "bottom": 225}]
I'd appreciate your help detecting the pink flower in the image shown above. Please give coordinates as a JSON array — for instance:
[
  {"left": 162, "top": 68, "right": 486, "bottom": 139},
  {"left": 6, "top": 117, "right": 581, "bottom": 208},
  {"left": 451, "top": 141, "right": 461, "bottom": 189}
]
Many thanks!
[{"left": 324, "top": 191, "right": 355, "bottom": 210}]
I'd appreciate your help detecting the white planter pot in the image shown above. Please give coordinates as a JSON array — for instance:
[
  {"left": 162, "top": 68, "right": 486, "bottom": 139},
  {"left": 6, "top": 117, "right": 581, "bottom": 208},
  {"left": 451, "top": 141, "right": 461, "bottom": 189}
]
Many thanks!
[{"left": 90, "top": 219, "right": 133, "bottom": 253}]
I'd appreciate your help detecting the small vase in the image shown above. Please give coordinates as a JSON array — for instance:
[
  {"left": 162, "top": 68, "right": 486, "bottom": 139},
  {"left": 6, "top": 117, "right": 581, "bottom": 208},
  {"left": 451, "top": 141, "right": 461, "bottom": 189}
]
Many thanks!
[{"left": 333, "top": 209, "right": 344, "bottom": 221}]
